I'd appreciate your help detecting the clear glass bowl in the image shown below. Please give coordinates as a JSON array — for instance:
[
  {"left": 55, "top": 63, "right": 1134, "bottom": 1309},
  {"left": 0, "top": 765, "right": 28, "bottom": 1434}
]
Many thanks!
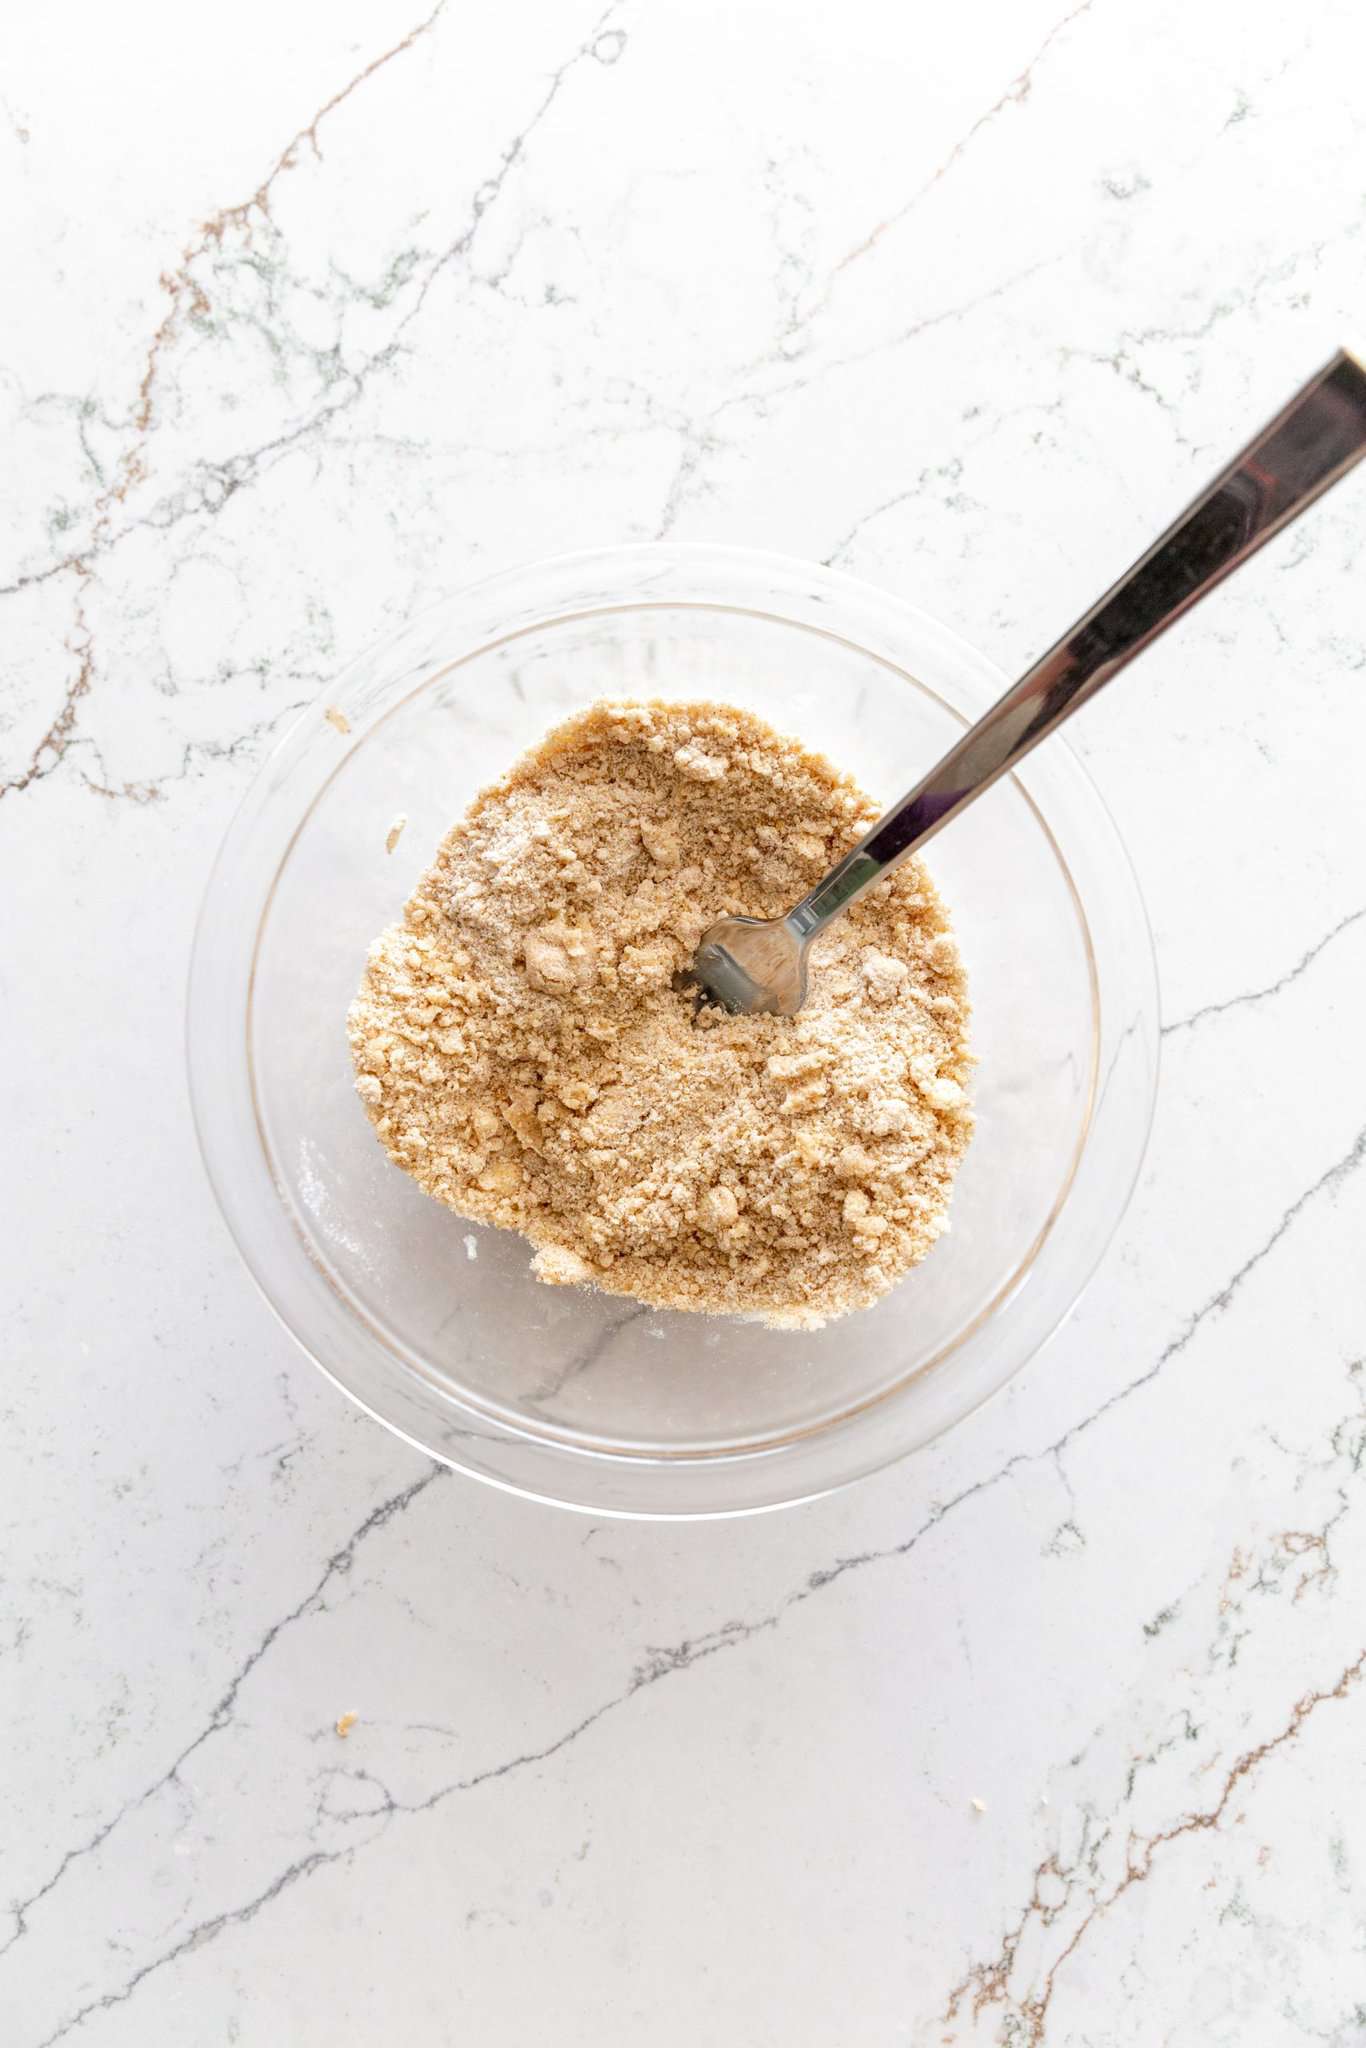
[{"left": 188, "top": 545, "right": 1158, "bottom": 1518}]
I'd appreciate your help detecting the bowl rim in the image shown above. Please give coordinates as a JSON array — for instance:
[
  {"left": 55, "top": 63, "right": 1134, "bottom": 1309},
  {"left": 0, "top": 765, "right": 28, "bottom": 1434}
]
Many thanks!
[{"left": 188, "top": 541, "right": 1160, "bottom": 1517}]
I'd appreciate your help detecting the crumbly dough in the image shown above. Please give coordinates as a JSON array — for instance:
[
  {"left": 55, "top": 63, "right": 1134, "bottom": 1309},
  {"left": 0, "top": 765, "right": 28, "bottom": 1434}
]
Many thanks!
[{"left": 348, "top": 700, "right": 972, "bottom": 1328}]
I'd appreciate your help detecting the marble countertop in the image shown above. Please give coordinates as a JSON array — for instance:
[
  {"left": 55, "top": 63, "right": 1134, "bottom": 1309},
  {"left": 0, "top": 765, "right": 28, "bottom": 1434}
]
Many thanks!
[{"left": 5, "top": 1, "right": 1365, "bottom": 2039}]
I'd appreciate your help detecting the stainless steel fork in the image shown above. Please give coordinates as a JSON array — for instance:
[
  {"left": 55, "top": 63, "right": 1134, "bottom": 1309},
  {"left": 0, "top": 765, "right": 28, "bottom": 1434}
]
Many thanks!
[{"left": 683, "top": 350, "right": 1366, "bottom": 1016}]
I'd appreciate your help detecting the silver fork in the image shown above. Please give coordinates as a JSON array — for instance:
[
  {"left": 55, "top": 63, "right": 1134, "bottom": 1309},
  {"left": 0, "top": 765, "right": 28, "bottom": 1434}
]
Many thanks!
[{"left": 683, "top": 350, "right": 1366, "bottom": 1017}]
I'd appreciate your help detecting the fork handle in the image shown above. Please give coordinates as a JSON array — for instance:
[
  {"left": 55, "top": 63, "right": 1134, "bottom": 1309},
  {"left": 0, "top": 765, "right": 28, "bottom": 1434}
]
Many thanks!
[{"left": 788, "top": 349, "right": 1366, "bottom": 941}]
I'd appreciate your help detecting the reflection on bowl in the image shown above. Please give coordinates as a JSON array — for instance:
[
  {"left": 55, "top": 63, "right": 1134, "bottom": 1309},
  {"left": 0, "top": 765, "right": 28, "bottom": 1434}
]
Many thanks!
[{"left": 188, "top": 545, "right": 1158, "bottom": 1517}]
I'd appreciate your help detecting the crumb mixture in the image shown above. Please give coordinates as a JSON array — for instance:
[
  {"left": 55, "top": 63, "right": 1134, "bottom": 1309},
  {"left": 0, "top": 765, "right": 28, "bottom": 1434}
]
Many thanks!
[{"left": 348, "top": 700, "right": 972, "bottom": 1328}]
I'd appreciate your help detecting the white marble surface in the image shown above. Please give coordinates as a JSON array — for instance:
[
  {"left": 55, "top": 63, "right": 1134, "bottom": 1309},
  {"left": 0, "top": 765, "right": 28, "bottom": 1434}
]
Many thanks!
[{"left": 4, "top": 0, "right": 1366, "bottom": 2038}]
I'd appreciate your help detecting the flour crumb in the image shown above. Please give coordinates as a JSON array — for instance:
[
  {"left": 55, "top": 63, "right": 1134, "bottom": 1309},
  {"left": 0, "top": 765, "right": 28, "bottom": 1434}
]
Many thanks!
[
  {"left": 325, "top": 706, "right": 351, "bottom": 736},
  {"left": 385, "top": 813, "right": 408, "bottom": 855},
  {"left": 970, "top": 1796, "right": 987, "bottom": 1814},
  {"left": 464, "top": 1233, "right": 478, "bottom": 1261},
  {"left": 336, "top": 1710, "right": 358, "bottom": 1739},
  {"left": 532, "top": 1244, "right": 593, "bottom": 1287},
  {"left": 348, "top": 699, "right": 972, "bottom": 1327}
]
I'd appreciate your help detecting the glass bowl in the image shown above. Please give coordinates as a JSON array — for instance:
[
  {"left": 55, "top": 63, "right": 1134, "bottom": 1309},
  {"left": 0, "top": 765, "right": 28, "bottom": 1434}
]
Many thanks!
[{"left": 188, "top": 544, "right": 1158, "bottom": 1518}]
